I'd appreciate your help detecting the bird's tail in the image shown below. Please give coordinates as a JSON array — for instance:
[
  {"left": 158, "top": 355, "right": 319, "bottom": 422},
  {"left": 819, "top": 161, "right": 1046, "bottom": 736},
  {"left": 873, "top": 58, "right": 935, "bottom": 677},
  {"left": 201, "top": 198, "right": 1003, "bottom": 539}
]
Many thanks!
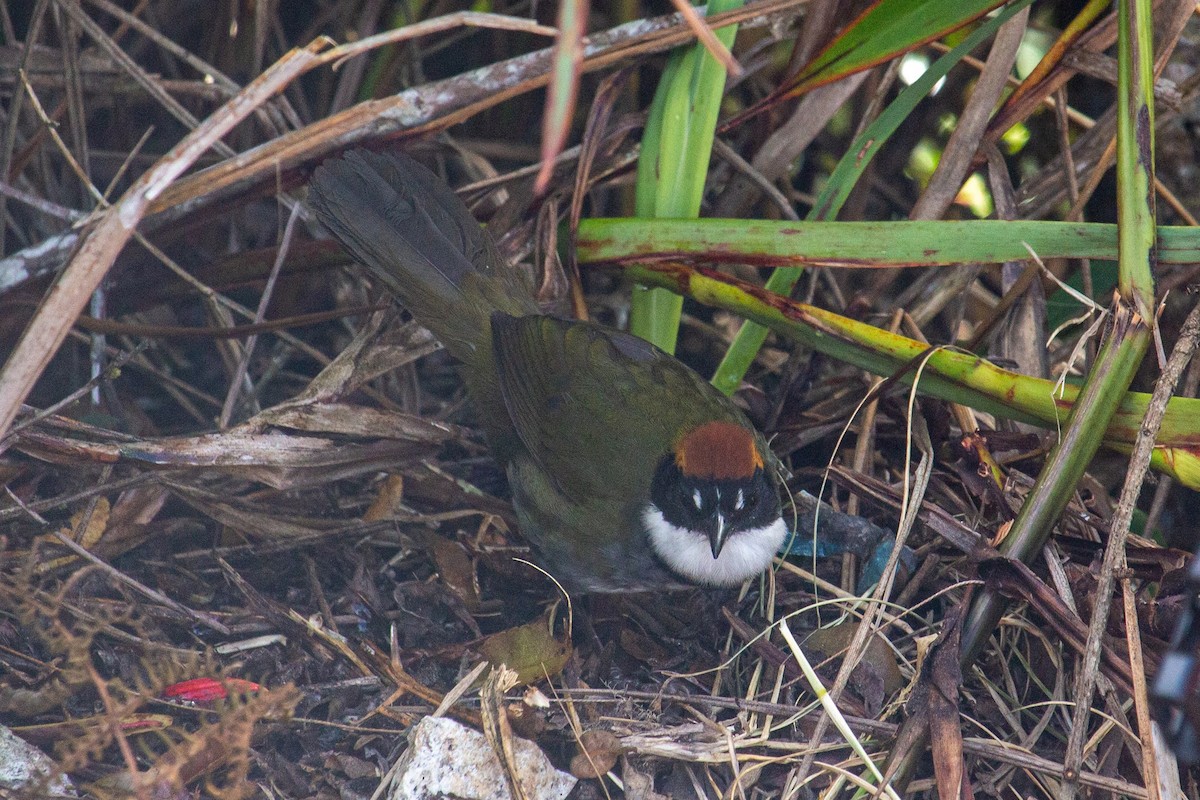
[{"left": 307, "top": 149, "right": 535, "bottom": 363}]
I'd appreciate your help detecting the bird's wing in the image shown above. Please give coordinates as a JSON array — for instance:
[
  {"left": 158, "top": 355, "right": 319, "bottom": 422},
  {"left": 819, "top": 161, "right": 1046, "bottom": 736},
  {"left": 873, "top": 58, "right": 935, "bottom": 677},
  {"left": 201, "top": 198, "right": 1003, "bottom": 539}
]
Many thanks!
[{"left": 489, "top": 314, "right": 749, "bottom": 500}]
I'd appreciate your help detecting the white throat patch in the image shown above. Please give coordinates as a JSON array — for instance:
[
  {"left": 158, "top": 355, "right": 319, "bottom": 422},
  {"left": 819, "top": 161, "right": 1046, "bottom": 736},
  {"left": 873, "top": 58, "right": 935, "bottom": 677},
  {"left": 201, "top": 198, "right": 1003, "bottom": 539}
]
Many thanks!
[{"left": 642, "top": 506, "right": 787, "bottom": 586}]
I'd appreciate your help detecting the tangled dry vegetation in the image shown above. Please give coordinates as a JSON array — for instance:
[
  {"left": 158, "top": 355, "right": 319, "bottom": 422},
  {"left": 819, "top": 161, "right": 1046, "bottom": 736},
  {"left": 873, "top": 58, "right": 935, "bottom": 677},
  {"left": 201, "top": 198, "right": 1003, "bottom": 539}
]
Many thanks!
[{"left": 2, "top": 1, "right": 1200, "bottom": 798}]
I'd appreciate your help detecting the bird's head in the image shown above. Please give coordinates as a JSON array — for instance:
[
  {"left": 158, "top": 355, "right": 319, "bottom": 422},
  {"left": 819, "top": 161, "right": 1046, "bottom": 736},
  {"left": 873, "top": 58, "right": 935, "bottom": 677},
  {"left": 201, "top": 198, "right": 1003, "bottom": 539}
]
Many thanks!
[{"left": 643, "top": 420, "right": 787, "bottom": 586}]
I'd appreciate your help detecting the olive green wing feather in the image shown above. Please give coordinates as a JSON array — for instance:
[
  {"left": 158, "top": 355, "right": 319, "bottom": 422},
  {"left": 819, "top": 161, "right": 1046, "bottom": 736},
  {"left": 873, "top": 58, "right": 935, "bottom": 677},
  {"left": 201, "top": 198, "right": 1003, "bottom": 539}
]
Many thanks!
[{"left": 489, "top": 314, "right": 754, "bottom": 500}]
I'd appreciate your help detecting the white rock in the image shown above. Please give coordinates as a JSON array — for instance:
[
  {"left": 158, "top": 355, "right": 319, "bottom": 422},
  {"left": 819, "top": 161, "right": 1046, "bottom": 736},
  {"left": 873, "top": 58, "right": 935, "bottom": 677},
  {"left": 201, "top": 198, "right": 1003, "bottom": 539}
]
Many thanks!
[
  {"left": 388, "top": 716, "right": 575, "bottom": 800},
  {"left": 0, "top": 724, "right": 76, "bottom": 796}
]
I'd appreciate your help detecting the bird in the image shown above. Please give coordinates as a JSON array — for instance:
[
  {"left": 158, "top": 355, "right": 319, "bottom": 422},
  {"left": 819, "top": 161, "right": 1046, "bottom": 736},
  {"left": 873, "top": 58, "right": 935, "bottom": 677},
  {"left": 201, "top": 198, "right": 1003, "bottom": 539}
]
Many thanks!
[{"left": 307, "top": 149, "right": 787, "bottom": 593}]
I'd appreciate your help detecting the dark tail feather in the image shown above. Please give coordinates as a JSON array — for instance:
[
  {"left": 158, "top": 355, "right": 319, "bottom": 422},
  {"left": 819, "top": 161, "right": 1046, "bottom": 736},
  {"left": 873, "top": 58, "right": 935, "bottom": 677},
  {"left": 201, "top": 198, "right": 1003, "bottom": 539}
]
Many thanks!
[{"left": 308, "top": 150, "right": 504, "bottom": 358}]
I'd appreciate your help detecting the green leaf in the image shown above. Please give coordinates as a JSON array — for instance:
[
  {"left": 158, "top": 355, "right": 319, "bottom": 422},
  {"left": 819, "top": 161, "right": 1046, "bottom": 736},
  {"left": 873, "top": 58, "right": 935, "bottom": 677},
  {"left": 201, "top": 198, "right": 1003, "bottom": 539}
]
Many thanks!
[{"left": 785, "top": 0, "right": 1011, "bottom": 97}]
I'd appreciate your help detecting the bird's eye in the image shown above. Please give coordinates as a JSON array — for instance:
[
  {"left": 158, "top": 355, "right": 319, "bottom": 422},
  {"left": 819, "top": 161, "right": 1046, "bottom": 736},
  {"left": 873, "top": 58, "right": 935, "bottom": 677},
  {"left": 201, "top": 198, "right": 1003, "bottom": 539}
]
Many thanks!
[
  {"left": 734, "top": 489, "right": 745, "bottom": 511},
  {"left": 742, "top": 487, "right": 758, "bottom": 510},
  {"left": 691, "top": 488, "right": 703, "bottom": 510}
]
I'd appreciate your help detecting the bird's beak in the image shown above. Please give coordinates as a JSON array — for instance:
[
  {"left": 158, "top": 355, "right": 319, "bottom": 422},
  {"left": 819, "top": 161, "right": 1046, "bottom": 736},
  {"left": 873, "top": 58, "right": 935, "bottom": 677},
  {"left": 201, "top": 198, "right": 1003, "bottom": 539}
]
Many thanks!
[{"left": 709, "top": 515, "right": 727, "bottom": 559}]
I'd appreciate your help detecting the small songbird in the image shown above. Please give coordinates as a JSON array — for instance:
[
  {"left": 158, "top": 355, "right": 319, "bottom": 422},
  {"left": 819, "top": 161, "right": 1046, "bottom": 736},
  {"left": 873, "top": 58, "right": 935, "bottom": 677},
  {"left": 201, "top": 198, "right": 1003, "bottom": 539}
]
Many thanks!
[{"left": 308, "top": 149, "right": 786, "bottom": 592}]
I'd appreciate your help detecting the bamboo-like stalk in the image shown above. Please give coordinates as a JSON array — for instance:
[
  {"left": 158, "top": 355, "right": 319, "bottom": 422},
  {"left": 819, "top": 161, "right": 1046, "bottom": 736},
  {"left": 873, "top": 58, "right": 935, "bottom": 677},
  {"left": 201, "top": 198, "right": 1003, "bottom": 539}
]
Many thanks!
[
  {"left": 617, "top": 260, "right": 1200, "bottom": 487},
  {"left": 877, "top": 0, "right": 1158, "bottom": 791},
  {"left": 1057, "top": 0, "right": 1157, "bottom": 795},
  {"left": 578, "top": 218, "right": 1200, "bottom": 266}
]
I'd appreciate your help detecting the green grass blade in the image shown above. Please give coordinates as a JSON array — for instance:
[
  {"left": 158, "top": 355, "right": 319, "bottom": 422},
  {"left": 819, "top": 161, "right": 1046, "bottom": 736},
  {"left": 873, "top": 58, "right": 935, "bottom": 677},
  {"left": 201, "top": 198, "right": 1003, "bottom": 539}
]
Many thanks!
[
  {"left": 629, "top": 0, "right": 741, "bottom": 354},
  {"left": 778, "top": 619, "right": 902, "bottom": 800}
]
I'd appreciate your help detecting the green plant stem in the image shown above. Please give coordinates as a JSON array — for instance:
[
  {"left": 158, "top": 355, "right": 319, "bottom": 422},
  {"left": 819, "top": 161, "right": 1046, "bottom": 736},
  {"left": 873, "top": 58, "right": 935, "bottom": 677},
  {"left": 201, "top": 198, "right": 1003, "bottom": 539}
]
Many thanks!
[{"left": 577, "top": 218, "right": 1200, "bottom": 266}]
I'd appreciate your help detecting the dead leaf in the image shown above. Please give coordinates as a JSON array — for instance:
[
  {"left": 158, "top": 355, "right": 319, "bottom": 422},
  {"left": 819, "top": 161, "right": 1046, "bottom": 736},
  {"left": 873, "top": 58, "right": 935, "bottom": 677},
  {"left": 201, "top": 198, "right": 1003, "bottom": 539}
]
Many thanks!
[
  {"left": 364, "top": 473, "right": 405, "bottom": 522},
  {"left": 570, "top": 729, "right": 622, "bottom": 779},
  {"left": 427, "top": 534, "right": 480, "bottom": 611},
  {"left": 804, "top": 620, "right": 903, "bottom": 695},
  {"left": 477, "top": 614, "right": 571, "bottom": 685}
]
